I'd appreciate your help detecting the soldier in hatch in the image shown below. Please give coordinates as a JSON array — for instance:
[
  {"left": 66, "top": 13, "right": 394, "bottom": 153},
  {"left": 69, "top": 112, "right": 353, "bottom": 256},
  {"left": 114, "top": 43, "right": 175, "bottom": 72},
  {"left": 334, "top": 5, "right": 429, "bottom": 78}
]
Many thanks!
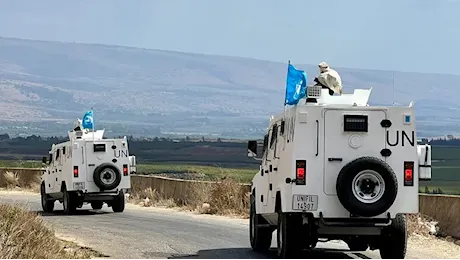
[{"left": 313, "top": 62, "right": 343, "bottom": 95}]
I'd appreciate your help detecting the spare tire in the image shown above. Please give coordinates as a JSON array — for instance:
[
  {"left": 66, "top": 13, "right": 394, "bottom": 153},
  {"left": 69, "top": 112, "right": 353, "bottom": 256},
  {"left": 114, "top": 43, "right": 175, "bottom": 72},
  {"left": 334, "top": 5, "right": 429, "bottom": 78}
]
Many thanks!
[
  {"left": 93, "top": 163, "right": 122, "bottom": 191},
  {"left": 336, "top": 156, "right": 398, "bottom": 217}
]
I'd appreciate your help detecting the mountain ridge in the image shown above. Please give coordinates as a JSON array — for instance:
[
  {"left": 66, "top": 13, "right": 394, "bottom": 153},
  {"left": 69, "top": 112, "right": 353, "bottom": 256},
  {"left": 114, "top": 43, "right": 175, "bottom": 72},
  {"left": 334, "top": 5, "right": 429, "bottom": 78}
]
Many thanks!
[{"left": 0, "top": 36, "right": 459, "bottom": 138}]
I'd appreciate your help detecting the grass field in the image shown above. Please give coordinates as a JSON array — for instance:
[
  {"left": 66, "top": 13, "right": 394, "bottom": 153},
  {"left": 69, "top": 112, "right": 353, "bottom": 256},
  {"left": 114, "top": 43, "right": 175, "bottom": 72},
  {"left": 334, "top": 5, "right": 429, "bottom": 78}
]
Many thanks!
[
  {"left": 0, "top": 159, "right": 42, "bottom": 169},
  {"left": 136, "top": 163, "right": 257, "bottom": 183},
  {"left": 1, "top": 145, "right": 460, "bottom": 194},
  {"left": 421, "top": 146, "right": 460, "bottom": 195}
]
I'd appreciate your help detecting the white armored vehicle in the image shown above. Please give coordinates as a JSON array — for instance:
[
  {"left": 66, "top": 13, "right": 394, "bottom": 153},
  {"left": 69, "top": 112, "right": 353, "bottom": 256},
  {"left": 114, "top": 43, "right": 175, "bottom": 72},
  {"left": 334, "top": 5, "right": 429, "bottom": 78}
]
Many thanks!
[
  {"left": 247, "top": 86, "right": 432, "bottom": 258},
  {"left": 40, "top": 119, "right": 136, "bottom": 214}
]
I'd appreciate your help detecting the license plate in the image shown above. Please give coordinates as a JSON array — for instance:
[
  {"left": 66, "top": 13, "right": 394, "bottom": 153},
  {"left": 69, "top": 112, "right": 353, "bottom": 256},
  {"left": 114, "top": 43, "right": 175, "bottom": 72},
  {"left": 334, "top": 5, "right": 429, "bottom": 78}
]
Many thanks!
[
  {"left": 73, "top": 182, "right": 85, "bottom": 190},
  {"left": 292, "top": 195, "right": 318, "bottom": 211}
]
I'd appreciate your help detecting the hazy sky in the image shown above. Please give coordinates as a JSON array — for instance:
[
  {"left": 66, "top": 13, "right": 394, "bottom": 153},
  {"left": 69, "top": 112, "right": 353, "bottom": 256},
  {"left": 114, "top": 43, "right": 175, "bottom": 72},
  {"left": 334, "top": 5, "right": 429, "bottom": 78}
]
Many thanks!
[{"left": 0, "top": 0, "right": 458, "bottom": 74}]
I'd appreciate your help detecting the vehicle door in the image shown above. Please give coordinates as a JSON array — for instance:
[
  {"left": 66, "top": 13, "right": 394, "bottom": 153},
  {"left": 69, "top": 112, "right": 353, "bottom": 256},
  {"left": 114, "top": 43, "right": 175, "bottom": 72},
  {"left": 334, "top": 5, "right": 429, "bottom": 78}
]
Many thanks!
[
  {"left": 323, "top": 109, "right": 387, "bottom": 195},
  {"left": 259, "top": 133, "right": 270, "bottom": 207}
]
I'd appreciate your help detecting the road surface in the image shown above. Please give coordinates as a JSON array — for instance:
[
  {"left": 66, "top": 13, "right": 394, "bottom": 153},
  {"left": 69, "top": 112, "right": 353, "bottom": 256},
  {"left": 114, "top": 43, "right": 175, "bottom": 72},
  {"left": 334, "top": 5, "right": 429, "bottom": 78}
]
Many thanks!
[{"left": 0, "top": 191, "right": 398, "bottom": 259}]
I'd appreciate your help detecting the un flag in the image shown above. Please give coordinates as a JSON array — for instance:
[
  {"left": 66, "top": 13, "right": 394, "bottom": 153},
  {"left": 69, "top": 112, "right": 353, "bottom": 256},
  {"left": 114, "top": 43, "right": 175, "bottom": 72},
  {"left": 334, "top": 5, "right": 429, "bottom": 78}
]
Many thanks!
[
  {"left": 284, "top": 63, "right": 308, "bottom": 106},
  {"left": 82, "top": 110, "right": 94, "bottom": 130}
]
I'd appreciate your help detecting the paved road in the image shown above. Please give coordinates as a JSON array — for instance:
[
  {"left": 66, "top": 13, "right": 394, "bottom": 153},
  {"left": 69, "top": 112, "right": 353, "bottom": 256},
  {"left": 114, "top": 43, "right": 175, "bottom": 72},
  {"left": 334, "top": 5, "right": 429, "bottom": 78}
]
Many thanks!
[{"left": 0, "top": 191, "right": 383, "bottom": 259}]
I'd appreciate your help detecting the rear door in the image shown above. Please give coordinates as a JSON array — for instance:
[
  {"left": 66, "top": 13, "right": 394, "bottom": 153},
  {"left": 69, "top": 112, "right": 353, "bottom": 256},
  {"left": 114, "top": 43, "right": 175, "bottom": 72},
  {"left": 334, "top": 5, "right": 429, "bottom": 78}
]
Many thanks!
[
  {"left": 323, "top": 109, "right": 387, "bottom": 195},
  {"left": 85, "top": 142, "right": 110, "bottom": 182}
]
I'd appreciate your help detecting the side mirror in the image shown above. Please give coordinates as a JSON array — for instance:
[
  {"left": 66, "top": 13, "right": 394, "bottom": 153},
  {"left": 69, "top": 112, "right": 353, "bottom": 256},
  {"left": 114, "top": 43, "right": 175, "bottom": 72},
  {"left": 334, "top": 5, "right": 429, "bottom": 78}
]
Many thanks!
[
  {"left": 42, "top": 156, "right": 47, "bottom": 164},
  {"left": 247, "top": 140, "right": 258, "bottom": 157}
]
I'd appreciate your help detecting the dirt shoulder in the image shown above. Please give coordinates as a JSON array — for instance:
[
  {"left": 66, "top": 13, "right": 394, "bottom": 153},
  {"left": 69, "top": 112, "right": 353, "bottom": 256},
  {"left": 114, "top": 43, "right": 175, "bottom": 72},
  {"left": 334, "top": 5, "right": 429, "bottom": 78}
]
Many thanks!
[
  {"left": 3, "top": 189, "right": 460, "bottom": 259},
  {"left": 408, "top": 235, "right": 460, "bottom": 259}
]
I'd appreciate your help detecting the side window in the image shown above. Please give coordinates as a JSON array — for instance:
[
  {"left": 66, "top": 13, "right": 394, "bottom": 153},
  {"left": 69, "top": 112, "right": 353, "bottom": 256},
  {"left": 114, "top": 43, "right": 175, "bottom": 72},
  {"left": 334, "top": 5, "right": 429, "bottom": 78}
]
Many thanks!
[
  {"left": 270, "top": 124, "right": 278, "bottom": 148},
  {"left": 55, "top": 149, "right": 60, "bottom": 160},
  {"left": 48, "top": 153, "right": 53, "bottom": 164},
  {"left": 262, "top": 134, "right": 269, "bottom": 155},
  {"left": 62, "top": 147, "right": 66, "bottom": 155},
  {"left": 280, "top": 120, "right": 285, "bottom": 135}
]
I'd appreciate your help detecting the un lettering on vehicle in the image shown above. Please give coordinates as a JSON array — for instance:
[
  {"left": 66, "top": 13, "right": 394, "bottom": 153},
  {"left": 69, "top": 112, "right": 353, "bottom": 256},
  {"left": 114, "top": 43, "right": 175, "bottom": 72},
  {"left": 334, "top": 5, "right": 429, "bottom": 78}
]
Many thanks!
[
  {"left": 114, "top": 150, "right": 128, "bottom": 158},
  {"left": 386, "top": 130, "right": 415, "bottom": 147},
  {"left": 292, "top": 194, "right": 318, "bottom": 211}
]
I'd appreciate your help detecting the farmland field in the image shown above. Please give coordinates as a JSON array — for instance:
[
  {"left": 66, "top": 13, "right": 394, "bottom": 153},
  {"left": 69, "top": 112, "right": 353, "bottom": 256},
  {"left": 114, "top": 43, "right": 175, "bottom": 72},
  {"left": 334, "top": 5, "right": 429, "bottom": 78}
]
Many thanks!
[
  {"left": 421, "top": 146, "right": 460, "bottom": 195},
  {"left": 1, "top": 145, "right": 460, "bottom": 194}
]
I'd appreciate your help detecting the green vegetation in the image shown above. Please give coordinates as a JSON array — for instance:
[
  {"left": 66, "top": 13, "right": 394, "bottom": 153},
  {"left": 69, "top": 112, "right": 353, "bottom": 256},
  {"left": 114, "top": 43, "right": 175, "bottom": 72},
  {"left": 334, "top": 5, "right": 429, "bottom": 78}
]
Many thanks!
[
  {"left": 0, "top": 134, "right": 460, "bottom": 192},
  {"left": 0, "top": 134, "right": 259, "bottom": 168},
  {"left": 419, "top": 145, "right": 460, "bottom": 195},
  {"left": 0, "top": 159, "right": 43, "bottom": 169}
]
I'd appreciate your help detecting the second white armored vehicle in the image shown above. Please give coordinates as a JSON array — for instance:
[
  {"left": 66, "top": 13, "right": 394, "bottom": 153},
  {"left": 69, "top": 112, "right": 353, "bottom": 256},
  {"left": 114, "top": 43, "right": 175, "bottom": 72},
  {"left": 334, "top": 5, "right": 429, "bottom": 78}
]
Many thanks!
[{"left": 40, "top": 119, "right": 136, "bottom": 214}]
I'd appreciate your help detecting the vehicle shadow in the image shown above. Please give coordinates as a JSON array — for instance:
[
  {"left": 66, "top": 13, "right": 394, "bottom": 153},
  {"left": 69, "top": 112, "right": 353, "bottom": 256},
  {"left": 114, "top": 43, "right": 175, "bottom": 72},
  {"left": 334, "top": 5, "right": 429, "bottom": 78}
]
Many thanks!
[
  {"left": 167, "top": 247, "right": 356, "bottom": 259},
  {"left": 32, "top": 209, "right": 112, "bottom": 217}
]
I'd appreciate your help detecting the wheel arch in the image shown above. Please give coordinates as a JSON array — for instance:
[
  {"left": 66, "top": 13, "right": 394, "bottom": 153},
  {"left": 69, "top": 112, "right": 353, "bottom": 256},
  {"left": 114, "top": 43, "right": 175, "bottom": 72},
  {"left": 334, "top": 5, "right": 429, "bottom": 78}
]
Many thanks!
[
  {"left": 275, "top": 191, "right": 281, "bottom": 213},
  {"left": 61, "top": 181, "right": 67, "bottom": 192}
]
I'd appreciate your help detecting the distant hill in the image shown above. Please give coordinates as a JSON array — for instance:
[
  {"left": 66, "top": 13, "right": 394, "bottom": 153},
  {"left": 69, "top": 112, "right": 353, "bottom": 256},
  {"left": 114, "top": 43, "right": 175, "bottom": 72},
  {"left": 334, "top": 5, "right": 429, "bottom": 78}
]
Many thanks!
[{"left": 0, "top": 36, "right": 459, "bottom": 138}]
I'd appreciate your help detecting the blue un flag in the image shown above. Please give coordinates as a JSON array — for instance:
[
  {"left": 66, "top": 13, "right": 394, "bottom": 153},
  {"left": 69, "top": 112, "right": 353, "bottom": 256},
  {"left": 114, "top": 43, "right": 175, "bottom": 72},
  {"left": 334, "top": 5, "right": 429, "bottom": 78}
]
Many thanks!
[
  {"left": 82, "top": 110, "right": 94, "bottom": 129},
  {"left": 284, "top": 63, "right": 308, "bottom": 106}
]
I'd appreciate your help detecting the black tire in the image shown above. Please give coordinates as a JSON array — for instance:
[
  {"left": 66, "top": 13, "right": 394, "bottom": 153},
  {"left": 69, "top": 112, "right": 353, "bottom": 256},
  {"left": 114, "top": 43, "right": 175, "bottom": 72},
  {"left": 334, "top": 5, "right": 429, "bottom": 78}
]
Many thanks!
[
  {"left": 249, "top": 193, "right": 273, "bottom": 252},
  {"left": 277, "top": 210, "right": 303, "bottom": 258},
  {"left": 346, "top": 236, "right": 369, "bottom": 251},
  {"left": 379, "top": 214, "right": 407, "bottom": 259},
  {"left": 91, "top": 201, "right": 103, "bottom": 210},
  {"left": 40, "top": 182, "right": 55, "bottom": 213},
  {"left": 336, "top": 157, "right": 398, "bottom": 217},
  {"left": 112, "top": 190, "right": 125, "bottom": 213},
  {"left": 93, "top": 163, "right": 122, "bottom": 191},
  {"left": 62, "top": 185, "right": 77, "bottom": 215}
]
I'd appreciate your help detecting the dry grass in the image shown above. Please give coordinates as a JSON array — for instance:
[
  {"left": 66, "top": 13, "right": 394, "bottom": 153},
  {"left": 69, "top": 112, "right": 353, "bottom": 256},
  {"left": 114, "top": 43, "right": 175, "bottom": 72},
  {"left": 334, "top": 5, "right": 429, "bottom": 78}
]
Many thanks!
[
  {"left": 128, "top": 187, "right": 177, "bottom": 208},
  {"left": 129, "top": 178, "right": 251, "bottom": 218},
  {"left": 0, "top": 203, "right": 99, "bottom": 259},
  {"left": 420, "top": 194, "right": 460, "bottom": 239},
  {"left": 407, "top": 213, "right": 438, "bottom": 237},
  {"left": 0, "top": 170, "right": 41, "bottom": 193}
]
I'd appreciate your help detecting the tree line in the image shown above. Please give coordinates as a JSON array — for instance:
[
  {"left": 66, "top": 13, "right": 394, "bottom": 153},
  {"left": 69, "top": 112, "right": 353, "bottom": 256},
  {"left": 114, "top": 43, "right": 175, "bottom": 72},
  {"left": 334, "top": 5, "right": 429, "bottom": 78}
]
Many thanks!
[
  {"left": 1, "top": 133, "right": 460, "bottom": 167},
  {"left": 0, "top": 133, "right": 258, "bottom": 168}
]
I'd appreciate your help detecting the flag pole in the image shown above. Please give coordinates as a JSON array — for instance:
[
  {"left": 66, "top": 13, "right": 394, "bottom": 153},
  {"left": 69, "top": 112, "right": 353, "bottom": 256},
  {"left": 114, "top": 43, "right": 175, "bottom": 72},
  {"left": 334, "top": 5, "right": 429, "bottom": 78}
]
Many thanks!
[
  {"left": 283, "top": 60, "right": 290, "bottom": 119},
  {"left": 283, "top": 60, "right": 290, "bottom": 148}
]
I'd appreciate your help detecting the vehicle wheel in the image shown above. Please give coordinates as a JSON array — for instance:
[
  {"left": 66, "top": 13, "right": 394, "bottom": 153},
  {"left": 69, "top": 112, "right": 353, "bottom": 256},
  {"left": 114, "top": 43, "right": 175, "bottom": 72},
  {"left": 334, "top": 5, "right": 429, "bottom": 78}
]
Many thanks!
[
  {"left": 277, "top": 210, "right": 303, "bottom": 258},
  {"left": 379, "top": 214, "right": 407, "bottom": 259},
  {"left": 112, "top": 190, "right": 125, "bottom": 213},
  {"left": 93, "top": 163, "right": 122, "bottom": 191},
  {"left": 346, "top": 236, "right": 369, "bottom": 251},
  {"left": 91, "top": 201, "right": 103, "bottom": 210},
  {"left": 249, "top": 193, "right": 273, "bottom": 252},
  {"left": 40, "top": 182, "right": 55, "bottom": 213},
  {"left": 62, "top": 186, "right": 77, "bottom": 215},
  {"left": 336, "top": 156, "right": 398, "bottom": 217}
]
